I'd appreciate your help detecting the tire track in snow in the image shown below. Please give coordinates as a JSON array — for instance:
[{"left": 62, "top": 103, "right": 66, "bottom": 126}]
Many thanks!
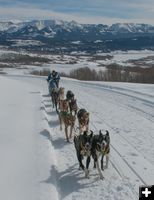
[
  {"left": 90, "top": 110, "right": 154, "bottom": 180},
  {"left": 71, "top": 81, "right": 154, "bottom": 123},
  {"left": 83, "top": 100, "right": 154, "bottom": 165}
]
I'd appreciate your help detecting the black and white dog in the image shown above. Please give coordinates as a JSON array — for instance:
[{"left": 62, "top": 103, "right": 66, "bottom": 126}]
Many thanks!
[
  {"left": 74, "top": 130, "right": 93, "bottom": 178},
  {"left": 91, "top": 130, "right": 110, "bottom": 180}
]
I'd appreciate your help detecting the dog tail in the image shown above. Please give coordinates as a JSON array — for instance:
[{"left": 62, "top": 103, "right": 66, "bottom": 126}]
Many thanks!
[
  {"left": 73, "top": 135, "right": 79, "bottom": 150},
  {"left": 73, "top": 134, "right": 77, "bottom": 144}
]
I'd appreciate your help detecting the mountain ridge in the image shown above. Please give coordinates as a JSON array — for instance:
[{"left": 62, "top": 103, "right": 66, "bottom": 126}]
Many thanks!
[
  {"left": 1, "top": 19, "right": 154, "bottom": 34},
  {"left": 1, "top": 19, "right": 154, "bottom": 53}
]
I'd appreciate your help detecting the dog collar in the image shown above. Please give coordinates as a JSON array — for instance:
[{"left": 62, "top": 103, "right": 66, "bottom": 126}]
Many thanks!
[{"left": 96, "top": 144, "right": 109, "bottom": 155}]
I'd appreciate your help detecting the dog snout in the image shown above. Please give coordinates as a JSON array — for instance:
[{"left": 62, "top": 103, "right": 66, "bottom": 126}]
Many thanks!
[
  {"left": 85, "top": 143, "right": 90, "bottom": 148},
  {"left": 102, "top": 141, "right": 107, "bottom": 149}
]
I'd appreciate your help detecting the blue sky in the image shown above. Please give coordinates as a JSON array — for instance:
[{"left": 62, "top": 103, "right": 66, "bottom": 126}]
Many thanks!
[{"left": 0, "top": 0, "right": 154, "bottom": 24}]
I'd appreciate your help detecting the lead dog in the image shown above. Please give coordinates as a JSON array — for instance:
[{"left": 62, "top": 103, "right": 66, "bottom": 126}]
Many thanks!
[
  {"left": 74, "top": 130, "right": 93, "bottom": 178},
  {"left": 91, "top": 130, "right": 110, "bottom": 180}
]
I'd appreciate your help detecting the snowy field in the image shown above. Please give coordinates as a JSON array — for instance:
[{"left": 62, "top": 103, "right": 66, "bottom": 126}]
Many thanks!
[
  {"left": 1, "top": 48, "right": 154, "bottom": 76},
  {"left": 0, "top": 72, "right": 154, "bottom": 200}
]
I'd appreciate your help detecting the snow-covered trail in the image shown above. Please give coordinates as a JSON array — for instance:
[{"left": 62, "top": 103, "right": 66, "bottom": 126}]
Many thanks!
[
  {"left": 40, "top": 77, "right": 154, "bottom": 200},
  {"left": 0, "top": 74, "right": 154, "bottom": 200},
  {"left": 41, "top": 87, "right": 136, "bottom": 200},
  {"left": 61, "top": 79, "right": 154, "bottom": 193},
  {"left": 62, "top": 79, "right": 154, "bottom": 162}
]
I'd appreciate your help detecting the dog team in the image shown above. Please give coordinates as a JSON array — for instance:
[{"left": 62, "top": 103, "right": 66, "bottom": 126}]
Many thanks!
[{"left": 47, "top": 71, "right": 110, "bottom": 180}]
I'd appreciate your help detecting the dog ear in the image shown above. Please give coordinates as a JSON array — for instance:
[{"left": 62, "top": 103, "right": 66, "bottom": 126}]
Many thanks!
[
  {"left": 106, "top": 130, "right": 109, "bottom": 136},
  {"left": 83, "top": 131, "right": 87, "bottom": 136},
  {"left": 90, "top": 130, "right": 93, "bottom": 137},
  {"left": 99, "top": 130, "right": 103, "bottom": 136},
  {"left": 87, "top": 112, "right": 90, "bottom": 116}
]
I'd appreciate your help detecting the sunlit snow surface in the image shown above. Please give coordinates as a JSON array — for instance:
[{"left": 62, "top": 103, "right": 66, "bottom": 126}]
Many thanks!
[{"left": 0, "top": 70, "right": 154, "bottom": 200}]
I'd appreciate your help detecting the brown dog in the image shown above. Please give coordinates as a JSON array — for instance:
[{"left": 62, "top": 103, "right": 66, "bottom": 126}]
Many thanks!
[
  {"left": 77, "top": 109, "right": 89, "bottom": 134},
  {"left": 58, "top": 87, "right": 65, "bottom": 110},
  {"left": 69, "top": 99, "right": 78, "bottom": 116},
  {"left": 59, "top": 99, "right": 76, "bottom": 142}
]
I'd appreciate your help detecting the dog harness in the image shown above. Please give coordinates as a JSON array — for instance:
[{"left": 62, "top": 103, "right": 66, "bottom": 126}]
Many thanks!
[
  {"left": 80, "top": 141, "right": 91, "bottom": 157},
  {"left": 69, "top": 100, "right": 77, "bottom": 111},
  {"left": 60, "top": 111, "right": 75, "bottom": 125},
  {"left": 61, "top": 111, "right": 70, "bottom": 116},
  {"left": 80, "top": 117, "right": 89, "bottom": 126},
  {"left": 96, "top": 144, "right": 109, "bottom": 155}
]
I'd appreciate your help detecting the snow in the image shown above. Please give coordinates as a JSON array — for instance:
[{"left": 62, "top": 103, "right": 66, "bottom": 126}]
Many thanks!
[
  {"left": 112, "top": 50, "right": 154, "bottom": 62},
  {"left": 94, "top": 40, "right": 103, "bottom": 43},
  {"left": 71, "top": 41, "right": 81, "bottom": 44},
  {"left": 35, "top": 21, "right": 45, "bottom": 30},
  {"left": 95, "top": 50, "right": 154, "bottom": 67},
  {"left": 37, "top": 50, "right": 154, "bottom": 73},
  {"left": 44, "top": 62, "right": 100, "bottom": 74},
  {"left": 0, "top": 70, "right": 154, "bottom": 200},
  {"left": 0, "top": 75, "right": 59, "bottom": 200},
  {"left": 1, "top": 48, "right": 154, "bottom": 74},
  {"left": 0, "top": 48, "right": 154, "bottom": 199},
  {"left": 0, "top": 49, "right": 20, "bottom": 56}
]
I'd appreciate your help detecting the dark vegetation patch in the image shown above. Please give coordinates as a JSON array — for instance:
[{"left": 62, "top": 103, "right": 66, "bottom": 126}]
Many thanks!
[
  {"left": 31, "top": 65, "right": 154, "bottom": 83},
  {"left": 0, "top": 53, "right": 51, "bottom": 65},
  {"left": 31, "top": 69, "right": 50, "bottom": 76},
  {"left": 61, "top": 66, "right": 154, "bottom": 84}
]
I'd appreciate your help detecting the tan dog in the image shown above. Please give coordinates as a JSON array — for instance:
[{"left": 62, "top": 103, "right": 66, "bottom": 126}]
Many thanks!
[
  {"left": 59, "top": 99, "right": 76, "bottom": 142},
  {"left": 58, "top": 87, "right": 65, "bottom": 110},
  {"left": 77, "top": 109, "right": 90, "bottom": 134}
]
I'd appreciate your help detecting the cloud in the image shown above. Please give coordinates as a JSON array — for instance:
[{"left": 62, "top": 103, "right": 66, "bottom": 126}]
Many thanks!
[{"left": 0, "top": 0, "right": 154, "bottom": 25}]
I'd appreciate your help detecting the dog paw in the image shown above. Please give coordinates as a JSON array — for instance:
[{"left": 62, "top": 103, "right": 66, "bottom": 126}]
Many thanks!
[
  {"left": 86, "top": 175, "right": 90, "bottom": 179},
  {"left": 104, "top": 165, "right": 108, "bottom": 169},
  {"left": 85, "top": 169, "right": 90, "bottom": 178},
  {"left": 100, "top": 175, "right": 104, "bottom": 180}
]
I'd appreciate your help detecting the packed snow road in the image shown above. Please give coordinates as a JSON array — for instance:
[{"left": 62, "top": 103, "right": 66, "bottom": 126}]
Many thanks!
[{"left": 0, "top": 74, "right": 154, "bottom": 200}]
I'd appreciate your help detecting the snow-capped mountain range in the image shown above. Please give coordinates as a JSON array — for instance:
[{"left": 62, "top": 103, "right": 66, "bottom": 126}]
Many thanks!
[
  {"left": 1, "top": 20, "right": 154, "bottom": 34},
  {"left": 1, "top": 19, "right": 154, "bottom": 53}
]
